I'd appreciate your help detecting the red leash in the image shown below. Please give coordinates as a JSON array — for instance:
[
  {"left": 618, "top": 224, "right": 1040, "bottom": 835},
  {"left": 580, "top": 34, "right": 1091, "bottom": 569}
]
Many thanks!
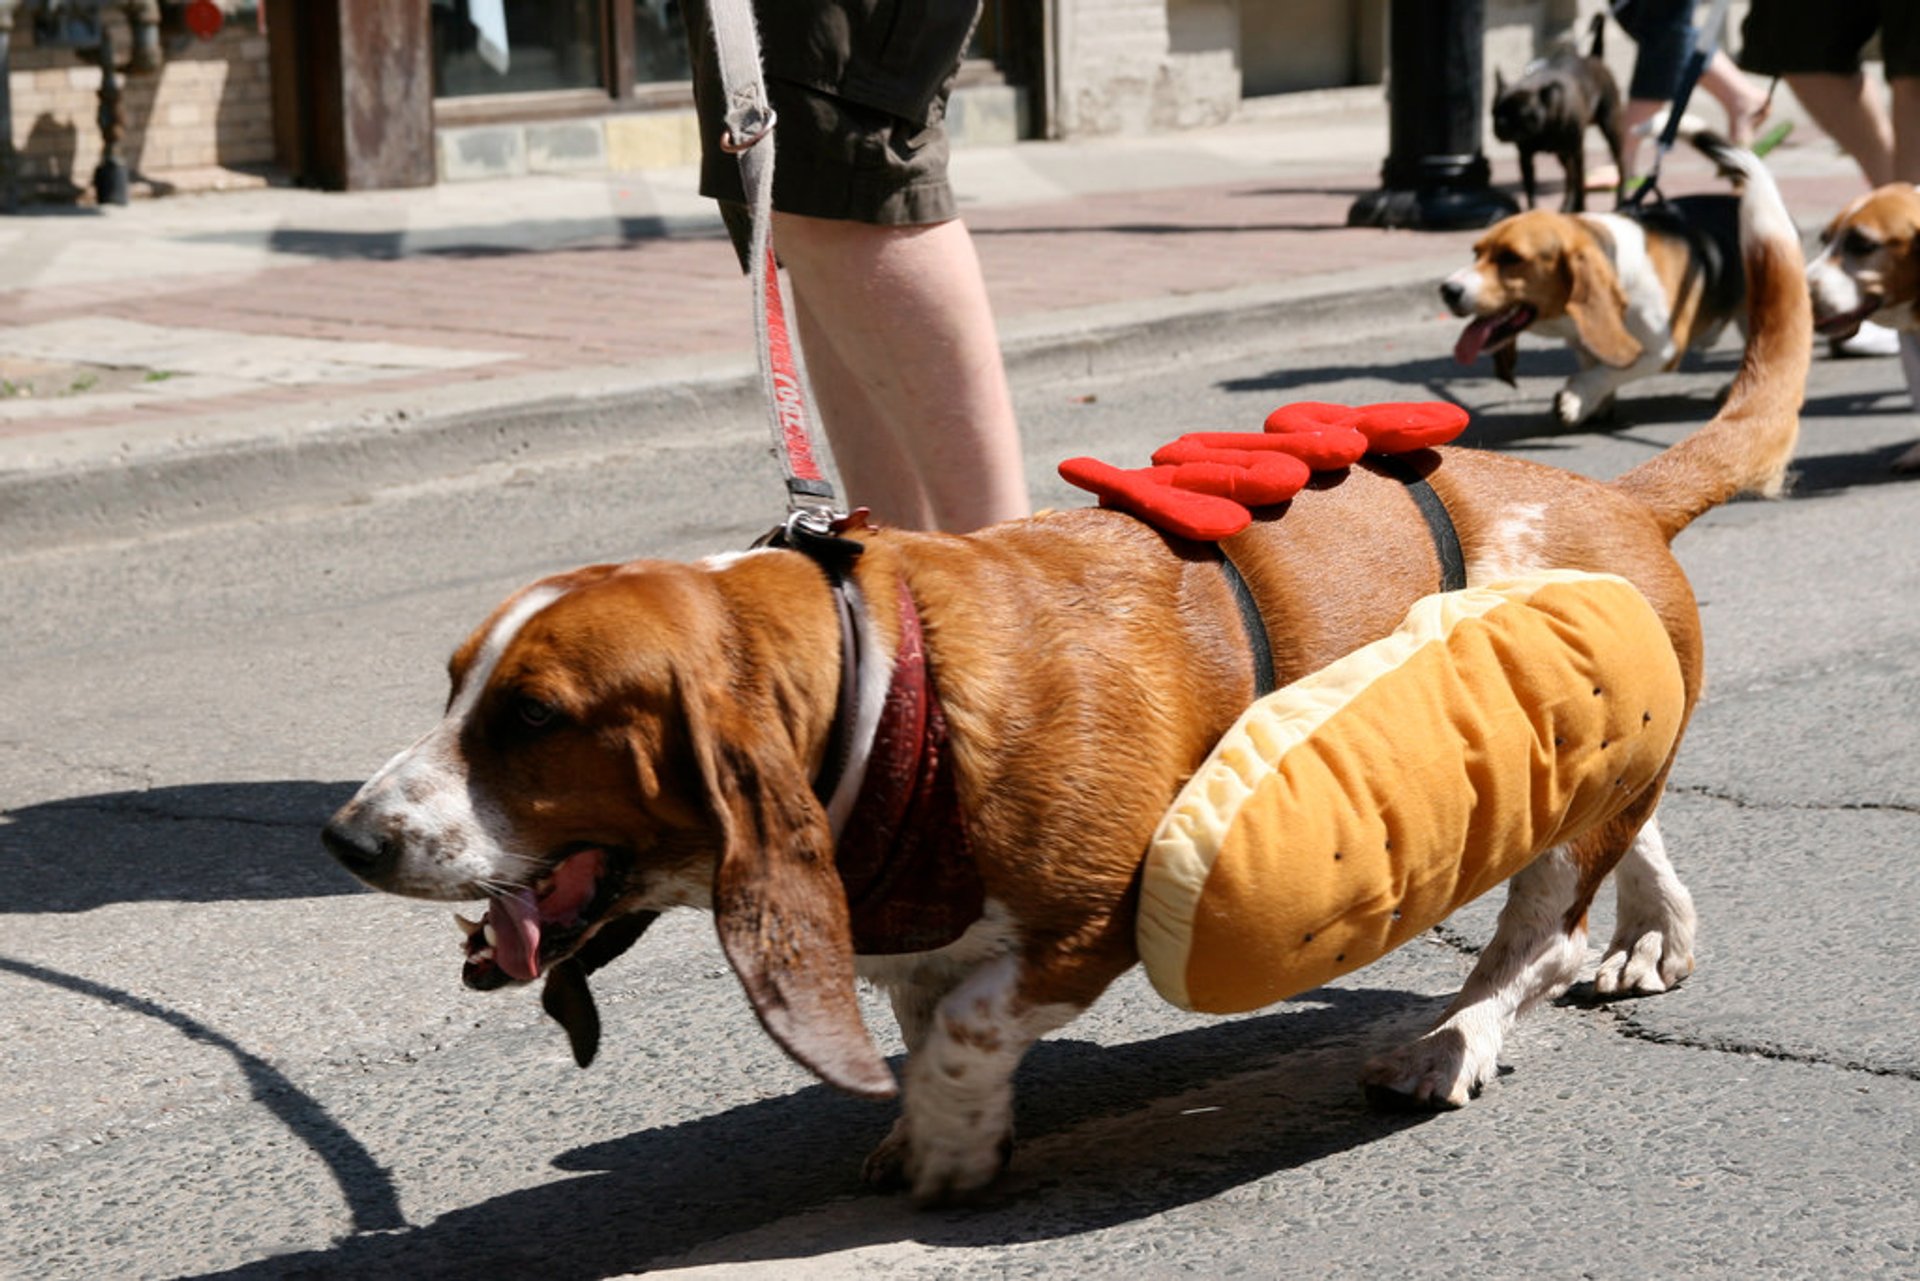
[{"left": 707, "top": 0, "right": 843, "bottom": 532}]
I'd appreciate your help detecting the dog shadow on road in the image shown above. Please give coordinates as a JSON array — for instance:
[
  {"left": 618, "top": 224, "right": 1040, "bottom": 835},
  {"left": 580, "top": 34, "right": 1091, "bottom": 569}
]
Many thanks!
[
  {"left": 0, "top": 780, "right": 364, "bottom": 913},
  {"left": 192, "top": 986, "right": 1447, "bottom": 1279}
]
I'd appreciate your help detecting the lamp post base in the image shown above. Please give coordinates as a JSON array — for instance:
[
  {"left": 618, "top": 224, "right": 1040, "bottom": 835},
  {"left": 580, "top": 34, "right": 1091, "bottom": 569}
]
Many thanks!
[{"left": 1347, "top": 183, "right": 1518, "bottom": 231}]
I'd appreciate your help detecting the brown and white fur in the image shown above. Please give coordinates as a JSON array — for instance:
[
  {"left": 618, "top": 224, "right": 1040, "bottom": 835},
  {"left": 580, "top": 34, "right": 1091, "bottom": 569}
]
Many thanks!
[
  {"left": 324, "top": 163, "right": 1809, "bottom": 1204},
  {"left": 1443, "top": 134, "right": 1769, "bottom": 428},
  {"left": 1805, "top": 182, "right": 1920, "bottom": 472}
]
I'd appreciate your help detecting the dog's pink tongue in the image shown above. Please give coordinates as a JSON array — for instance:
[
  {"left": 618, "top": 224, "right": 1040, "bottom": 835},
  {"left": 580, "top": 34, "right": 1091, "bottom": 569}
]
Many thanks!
[
  {"left": 490, "top": 888, "right": 543, "bottom": 982},
  {"left": 1454, "top": 314, "right": 1501, "bottom": 365}
]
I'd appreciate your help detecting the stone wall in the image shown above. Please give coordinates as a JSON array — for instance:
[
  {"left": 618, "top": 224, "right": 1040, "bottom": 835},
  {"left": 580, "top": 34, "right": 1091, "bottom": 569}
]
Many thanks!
[
  {"left": 1049, "top": 0, "right": 1759, "bottom": 140},
  {"left": 6, "top": 8, "right": 272, "bottom": 200}
]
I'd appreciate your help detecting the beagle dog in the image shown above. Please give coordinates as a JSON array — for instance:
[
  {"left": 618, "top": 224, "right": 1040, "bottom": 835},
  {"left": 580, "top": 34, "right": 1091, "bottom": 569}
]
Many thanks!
[
  {"left": 323, "top": 156, "right": 1810, "bottom": 1205},
  {"left": 1806, "top": 182, "right": 1920, "bottom": 472},
  {"left": 1443, "top": 135, "right": 1765, "bottom": 428}
]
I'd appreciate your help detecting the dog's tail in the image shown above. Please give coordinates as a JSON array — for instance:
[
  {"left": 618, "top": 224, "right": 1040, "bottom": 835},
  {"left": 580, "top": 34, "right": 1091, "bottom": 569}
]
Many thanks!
[
  {"left": 1611, "top": 135, "right": 1809, "bottom": 541},
  {"left": 1587, "top": 10, "right": 1606, "bottom": 59}
]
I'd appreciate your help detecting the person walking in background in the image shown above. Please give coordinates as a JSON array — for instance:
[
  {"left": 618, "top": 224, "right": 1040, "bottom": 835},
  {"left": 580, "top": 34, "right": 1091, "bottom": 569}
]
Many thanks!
[
  {"left": 1740, "top": 0, "right": 1919, "bottom": 357},
  {"left": 1608, "top": 0, "right": 1780, "bottom": 190},
  {"left": 683, "top": 0, "right": 1029, "bottom": 533}
]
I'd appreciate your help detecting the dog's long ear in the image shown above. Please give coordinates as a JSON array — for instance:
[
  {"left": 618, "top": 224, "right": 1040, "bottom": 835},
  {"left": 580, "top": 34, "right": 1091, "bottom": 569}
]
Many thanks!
[
  {"left": 685, "top": 676, "right": 897, "bottom": 1100},
  {"left": 1563, "top": 235, "right": 1642, "bottom": 367},
  {"left": 541, "top": 909, "right": 659, "bottom": 1068}
]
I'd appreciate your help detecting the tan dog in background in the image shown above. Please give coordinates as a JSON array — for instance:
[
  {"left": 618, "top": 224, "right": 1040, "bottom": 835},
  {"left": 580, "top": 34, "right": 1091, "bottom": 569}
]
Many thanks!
[
  {"left": 1445, "top": 135, "right": 1766, "bottom": 427},
  {"left": 323, "top": 154, "right": 1810, "bottom": 1204},
  {"left": 1806, "top": 182, "right": 1920, "bottom": 471}
]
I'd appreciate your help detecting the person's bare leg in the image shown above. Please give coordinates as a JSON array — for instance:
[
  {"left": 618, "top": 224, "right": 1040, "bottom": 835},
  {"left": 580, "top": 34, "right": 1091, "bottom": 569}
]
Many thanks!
[
  {"left": 1699, "top": 52, "right": 1770, "bottom": 145},
  {"left": 1618, "top": 98, "right": 1665, "bottom": 183},
  {"left": 775, "top": 212, "right": 1029, "bottom": 533},
  {"left": 1891, "top": 77, "right": 1920, "bottom": 183},
  {"left": 792, "top": 291, "right": 938, "bottom": 530},
  {"left": 1786, "top": 72, "right": 1896, "bottom": 186}
]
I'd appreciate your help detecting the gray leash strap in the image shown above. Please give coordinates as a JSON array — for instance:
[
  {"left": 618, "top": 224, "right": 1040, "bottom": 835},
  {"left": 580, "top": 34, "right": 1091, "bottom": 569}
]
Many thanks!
[{"left": 705, "top": 0, "right": 840, "bottom": 520}]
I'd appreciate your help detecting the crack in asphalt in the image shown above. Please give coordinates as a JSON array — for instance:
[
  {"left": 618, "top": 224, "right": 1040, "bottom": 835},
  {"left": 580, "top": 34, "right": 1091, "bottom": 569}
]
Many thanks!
[
  {"left": 1589, "top": 1007, "right": 1920, "bottom": 1083},
  {"left": 9, "top": 794, "right": 320, "bottom": 833},
  {"left": 1424, "top": 922, "right": 1920, "bottom": 1084},
  {"left": 1667, "top": 781, "right": 1920, "bottom": 816}
]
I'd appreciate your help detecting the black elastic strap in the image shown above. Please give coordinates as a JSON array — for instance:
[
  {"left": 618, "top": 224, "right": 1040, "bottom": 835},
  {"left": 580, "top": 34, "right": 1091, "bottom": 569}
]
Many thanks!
[
  {"left": 1370, "top": 453, "right": 1467, "bottom": 593},
  {"left": 750, "top": 515, "right": 866, "bottom": 804},
  {"left": 1218, "top": 550, "right": 1277, "bottom": 699}
]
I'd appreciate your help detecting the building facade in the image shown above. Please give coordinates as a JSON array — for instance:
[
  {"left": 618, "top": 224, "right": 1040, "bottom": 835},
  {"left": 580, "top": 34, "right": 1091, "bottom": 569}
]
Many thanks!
[{"left": 1, "top": 0, "right": 1754, "bottom": 199}]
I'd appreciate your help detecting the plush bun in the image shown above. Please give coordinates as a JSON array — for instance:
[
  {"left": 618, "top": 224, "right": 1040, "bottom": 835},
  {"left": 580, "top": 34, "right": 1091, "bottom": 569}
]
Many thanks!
[{"left": 1137, "top": 570, "right": 1685, "bottom": 1014}]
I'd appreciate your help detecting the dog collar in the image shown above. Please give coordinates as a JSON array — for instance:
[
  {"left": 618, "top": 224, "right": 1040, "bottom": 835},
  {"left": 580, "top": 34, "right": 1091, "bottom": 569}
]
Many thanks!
[{"left": 762, "top": 517, "right": 985, "bottom": 955}]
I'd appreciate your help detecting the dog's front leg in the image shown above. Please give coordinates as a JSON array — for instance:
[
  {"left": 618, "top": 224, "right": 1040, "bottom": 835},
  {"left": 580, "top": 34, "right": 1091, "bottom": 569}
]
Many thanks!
[
  {"left": 1518, "top": 148, "right": 1538, "bottom": 210},
  {"left": 1360, "top": 846, "right": 1587, "bottom": 1109},
  {"left": 861, "top": 959, "right": 969, "bottom": 1190},
  {"left": 1561, "top": 141, "right": 1586, "bottom": 213},
  {"left": 882, "top": 954, "right": 1082, "bottom": 1204},
  {"left": 1554, "top": 350, "right": 1661, "bottom": 425},
  {"left": 1896, "top": 333, "right": 1920, "bottom": 473}
]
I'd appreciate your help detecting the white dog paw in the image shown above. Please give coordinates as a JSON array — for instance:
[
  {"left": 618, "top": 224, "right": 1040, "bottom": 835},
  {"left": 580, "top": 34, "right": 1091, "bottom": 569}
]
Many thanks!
[
  {"left": 906, "top": 1129, "right": 1014, "bottom": 1206},
  {"left": 1553, "top": 387, "right": 1587, "bottom": 426},
  {"left": 1594, "top": 927, "right": 1694, "bottom": 996},
  {"left": 1360, "top": 1027, "right": 1493, "bottom": 1112}
]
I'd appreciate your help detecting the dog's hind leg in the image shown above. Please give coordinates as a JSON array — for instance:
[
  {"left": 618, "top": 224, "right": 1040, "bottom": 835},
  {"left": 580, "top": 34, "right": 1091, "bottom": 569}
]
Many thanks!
[
  {"left": 1594, "top": 811, "right": 1697, "bottom": 996},
  {"left": 1359, "top": 845, "right": 1589, "bottom": 1110}
]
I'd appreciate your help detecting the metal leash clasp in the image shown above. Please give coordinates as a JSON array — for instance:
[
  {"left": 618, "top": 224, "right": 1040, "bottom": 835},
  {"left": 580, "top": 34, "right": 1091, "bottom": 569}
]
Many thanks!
[{"left": 720, "top": 106, "right": 777, "bottom": 154}]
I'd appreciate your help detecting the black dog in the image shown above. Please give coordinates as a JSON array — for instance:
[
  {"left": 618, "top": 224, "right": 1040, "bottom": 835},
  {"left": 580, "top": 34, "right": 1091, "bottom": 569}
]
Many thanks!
[{"left": 1492, "top": 14, "right": 1624, "bottom": 213}]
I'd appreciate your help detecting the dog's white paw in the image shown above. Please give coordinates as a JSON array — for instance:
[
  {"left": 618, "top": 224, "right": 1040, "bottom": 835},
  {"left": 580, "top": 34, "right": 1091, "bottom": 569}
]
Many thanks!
[
  {"left": 1594, "top": 926, "right": 1694, "bottom": 996},
  {"left": 1553, "top": 387, "right": 1588, "bottom": 426},
  {"left": 905, "top": 1128, "right": 1013, "bottom": 1206},
  {"left": 865, "top": 1117, "right": 1013, "bottom": 1204},
  {"left": 1360, "top": 1026, "right": 1493, "bottom": 1112}
]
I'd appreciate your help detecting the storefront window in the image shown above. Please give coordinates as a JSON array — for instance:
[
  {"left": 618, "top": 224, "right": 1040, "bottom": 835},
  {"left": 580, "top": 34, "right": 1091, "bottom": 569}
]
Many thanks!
[
  {"left": 634, "top": 0, "right": 691, "bottom": 84},
  {"left": 432, "top": 0, "right": 606, "bottom": 98}
]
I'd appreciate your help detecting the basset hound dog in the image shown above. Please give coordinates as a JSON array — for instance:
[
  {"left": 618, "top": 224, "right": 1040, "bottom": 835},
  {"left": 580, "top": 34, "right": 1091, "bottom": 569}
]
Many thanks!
[
  {"left": 323, "top": 146, "right": 1810, "bottom": 1204},
  {"left": 1806, "top": 182, "right": 1920, "bottom": 472},
  {"left": 1444, "top": 134, "right": 1771, "bottom": 428}
]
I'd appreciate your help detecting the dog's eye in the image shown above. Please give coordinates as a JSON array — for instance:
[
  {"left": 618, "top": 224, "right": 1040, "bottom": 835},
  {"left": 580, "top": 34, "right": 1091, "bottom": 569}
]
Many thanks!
[
  {"left": 1493, "top": 249, "right": 1523, "bottom": 269},
  {"left": 1842, "top": 229, "right": 1881, "bottom": 258},
  {"left": 514, "top": 696, "right": 559, "bottom": 730}
]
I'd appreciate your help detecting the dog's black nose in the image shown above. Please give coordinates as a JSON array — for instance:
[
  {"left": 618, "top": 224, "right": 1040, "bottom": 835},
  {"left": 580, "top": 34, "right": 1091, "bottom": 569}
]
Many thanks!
[
  {"left": 322, "top": 819, "right": 394, "bottom": 882},
  {"left": 1439, "top": 279, "right": 1466, "bottom": 308}
]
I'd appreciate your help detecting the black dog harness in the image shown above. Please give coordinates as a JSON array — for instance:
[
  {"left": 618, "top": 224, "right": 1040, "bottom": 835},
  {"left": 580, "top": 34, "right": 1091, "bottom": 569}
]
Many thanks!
[{"left": 1217, "top": 455, "right": 1466, "bottom": 701}]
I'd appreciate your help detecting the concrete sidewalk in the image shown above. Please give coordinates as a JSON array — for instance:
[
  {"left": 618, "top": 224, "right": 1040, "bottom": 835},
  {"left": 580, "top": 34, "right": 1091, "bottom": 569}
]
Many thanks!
[{"left": 0, "top": 92, "right": 1876, "bottom": 553}]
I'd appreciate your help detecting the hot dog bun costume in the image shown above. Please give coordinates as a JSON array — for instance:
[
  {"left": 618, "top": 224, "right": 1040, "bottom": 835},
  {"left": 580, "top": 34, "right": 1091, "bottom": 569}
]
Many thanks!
[{"left": 1137, "top": 569, "right": 1685, "bottom": 1014}]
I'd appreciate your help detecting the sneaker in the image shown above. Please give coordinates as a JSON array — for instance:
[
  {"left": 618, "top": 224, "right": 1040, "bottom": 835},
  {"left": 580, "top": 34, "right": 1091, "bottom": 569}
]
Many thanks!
[{"left": 1831, "top": 319, "right": 1903, "bottom": 358}]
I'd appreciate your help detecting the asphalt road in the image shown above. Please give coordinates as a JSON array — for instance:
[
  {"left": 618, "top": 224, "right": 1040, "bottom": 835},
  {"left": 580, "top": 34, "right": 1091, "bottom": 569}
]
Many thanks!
[{"left": 3, "top": 317, "right": 1918, "bottom": 1279}]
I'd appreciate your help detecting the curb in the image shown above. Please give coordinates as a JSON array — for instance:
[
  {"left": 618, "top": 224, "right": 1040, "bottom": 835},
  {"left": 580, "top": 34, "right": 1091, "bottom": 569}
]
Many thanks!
[{"left": 0, "top": 263, "right": 1451, "bottom": 556}]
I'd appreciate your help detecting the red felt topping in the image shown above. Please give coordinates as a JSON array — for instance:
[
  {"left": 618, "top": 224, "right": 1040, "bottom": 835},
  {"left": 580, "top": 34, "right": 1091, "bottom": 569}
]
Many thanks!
[
  {"left": 1159, "top": 429, "right": 1369, "bottom": 472},
  {"left": 1346, "top": 401, "right": 1471, "bottom": 452},
  {"left": 1057, "top": 457, "right": 1252, "bottom": 540},
  {"left": 1059, "top": 400, "right": 1471, "bottom": 542}
]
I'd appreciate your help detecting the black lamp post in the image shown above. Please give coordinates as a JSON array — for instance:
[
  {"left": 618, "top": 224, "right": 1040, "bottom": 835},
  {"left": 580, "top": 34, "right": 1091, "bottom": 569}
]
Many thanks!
[{"left": 1349, "top": 0, "right": 1516, "bottom": 231}]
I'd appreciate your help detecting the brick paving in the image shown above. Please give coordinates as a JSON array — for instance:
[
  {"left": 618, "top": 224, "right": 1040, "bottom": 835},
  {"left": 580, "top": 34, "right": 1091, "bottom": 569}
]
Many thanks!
[{"left": 0, "top": 114, "right": 1879, "bottom": 451}]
